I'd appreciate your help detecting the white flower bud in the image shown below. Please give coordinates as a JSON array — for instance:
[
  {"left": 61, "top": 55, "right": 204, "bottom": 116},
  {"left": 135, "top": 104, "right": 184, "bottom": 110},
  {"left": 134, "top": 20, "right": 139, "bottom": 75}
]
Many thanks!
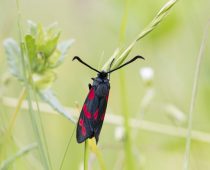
[{"left": 139, "top": 67, "right": 154, "bottom": 84}]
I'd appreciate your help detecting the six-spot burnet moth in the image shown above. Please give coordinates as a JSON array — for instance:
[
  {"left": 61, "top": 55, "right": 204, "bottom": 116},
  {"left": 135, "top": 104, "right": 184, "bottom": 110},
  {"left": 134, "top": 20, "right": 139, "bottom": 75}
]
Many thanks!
[{"left": 73, "top": 55, "right": 144, "bottom": 144}]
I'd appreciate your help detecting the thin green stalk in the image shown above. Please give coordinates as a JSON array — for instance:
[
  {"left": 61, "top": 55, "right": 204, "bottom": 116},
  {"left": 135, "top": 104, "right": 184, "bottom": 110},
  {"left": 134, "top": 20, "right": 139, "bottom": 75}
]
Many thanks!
[
  {"left": 118, "top": 0, "right": 134, "bottom": 169},
  {"left": 59, "top": 126, "right": 76, "bottom": 170},
  {"left": 24, "top": 32, "right": 53, "bottom": 169},
  {"left": 7, "top": 87, "right": 26, "bottom": 134},
  {"left": 84, "top": 140, "right": 89, "bottom": 170},
  {"left": 24, "top": 41, "right": 52, "bottom": 169},
  {"left": 94, "top": 149, "right": 106, "bottom": 170},
  {"left": 4, "top": 97, "right": 210, "bottom": 143},
  {"left": 15, "top": 0, "right": 23, "bottom": 42},
  {"left": 26, "top": 86, "right": 51, "bottom": 170},
  {"left": 15, "top": 0, "right": 52, "bottom": 169},
  {"left": 119, "top": 71, "right": 134, "bottom": 170},
  {"left": 88, "top": 139, "right": 107, "bottom": 170},
  {"left": 32, "top": 91, "right": 53, "bottom": 169},
  {"left": 183, "top": 20, "right": 210, "bottom": 170}
]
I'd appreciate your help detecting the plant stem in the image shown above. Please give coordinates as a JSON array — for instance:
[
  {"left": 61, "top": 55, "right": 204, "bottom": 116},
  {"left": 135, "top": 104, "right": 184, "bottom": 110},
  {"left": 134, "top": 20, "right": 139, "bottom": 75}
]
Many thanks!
[
  {"left": 84, "top": 140, "right": 89, "bottom": 170},
  {"left": 118, "top": 0, "right": 134, "bottom": 169},
  {"left": 4, "top": 97, "right": 210, "bottom": 143},
  {"left": 88, "top": 139, "right": 107, "bottom": 170},
  {"left": 183, "top": 21, "right": 210, "bottom": 170},
  {"left": 119, "top": 71, "right": 134, "bottom": 170},
  {"left": 15, "top": 0, "right": 52, "bottom": 169},
  {"left": 59, "top": 126, "right": 76, "bottom": 170},
  {"left": 7, "top": 87, "right": 27, "bottom": 134}
]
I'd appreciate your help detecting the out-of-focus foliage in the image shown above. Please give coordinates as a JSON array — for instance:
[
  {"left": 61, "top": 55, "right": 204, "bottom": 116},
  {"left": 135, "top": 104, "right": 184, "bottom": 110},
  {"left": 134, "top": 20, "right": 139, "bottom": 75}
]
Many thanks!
[
  {"left": 4, "top": 21, "right": 74, "bottom": 89},
  {"left": 0, "top": 0, "right": 210, "bottom": 170},
  {"left": 103, "top": 0, "right": 177, "bottom": 71},
  {"left": 4, "top": 21, "right": 76, "bottom": 122}
]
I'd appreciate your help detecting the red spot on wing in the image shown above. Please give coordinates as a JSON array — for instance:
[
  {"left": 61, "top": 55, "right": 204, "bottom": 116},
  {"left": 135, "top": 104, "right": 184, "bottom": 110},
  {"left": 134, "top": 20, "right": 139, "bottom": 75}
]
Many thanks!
[
  {"left": 79, "top": 119, "right": 86, "bottom": 136},
  {"left": 93, "top": 109, "right": 99, "bottom": 120},
  {"left": 101, "top": 113, "right": 105, "bottom": 121},
  {"left": 106, "top": 94, "right": 109, "bottom": 102},
  {"left": 88, "top": 88, "right": 95, "bottom": 100},
  {"left": 83, "top": 104, "right": 91, "bottom": 119}
]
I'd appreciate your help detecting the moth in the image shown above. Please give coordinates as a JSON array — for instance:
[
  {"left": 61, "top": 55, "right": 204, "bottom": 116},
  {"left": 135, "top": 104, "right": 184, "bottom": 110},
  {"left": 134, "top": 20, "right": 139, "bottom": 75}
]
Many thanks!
[{"left": 73, "top": 55, "right": 144, "bottom": 143}]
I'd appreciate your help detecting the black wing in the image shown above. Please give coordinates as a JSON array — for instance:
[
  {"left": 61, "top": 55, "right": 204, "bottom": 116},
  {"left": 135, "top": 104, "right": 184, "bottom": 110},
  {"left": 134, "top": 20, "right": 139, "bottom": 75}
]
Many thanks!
[
  {"left": 76, "top": 85, "right": 109, "bottom": 143},
  {"left": 93, "top": 95, "right": 109, "bottom": 143}
]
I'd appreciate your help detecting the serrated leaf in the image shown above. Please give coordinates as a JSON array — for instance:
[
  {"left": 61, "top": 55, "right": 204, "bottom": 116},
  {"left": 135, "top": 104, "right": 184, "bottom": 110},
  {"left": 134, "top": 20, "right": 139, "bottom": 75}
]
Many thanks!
[
  {"left": 3, "top": 38, "right": 24, "bottom": 80},
  {"left": 32, "top": 71, "right": 56, "bottom": 89},
  {"left": 25, "top": 34, "right": 36, "bottom": 65},
  {"left": 49, "top": 39, "right": 74, "bottom": 68},
  {"left": 39, "top": 89, "right": 76, "bottom": 123}
]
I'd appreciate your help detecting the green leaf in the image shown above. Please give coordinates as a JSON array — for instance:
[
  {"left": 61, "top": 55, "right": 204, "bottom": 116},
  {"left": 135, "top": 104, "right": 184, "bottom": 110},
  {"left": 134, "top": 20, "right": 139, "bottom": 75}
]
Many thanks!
[
  {"left": 32, "top": 71, "right": 56, "bottom": 89},
  {"left": 36, "top": 24, "right": 45, "bottom": 46},
  {"left": 49, "top": 39, "right": 74, "bottom": 68},
  {"left": 25, "top": 34, "right": 36, "bottom": 65},
  {"left": 37, "top": 32, "right": 60, "bottom": 58},
  {"left": 45, "top": 32, "right": 60, "bottom": 57},
  {"left": 39, "top": 89, "right": 76, "bottom": 123},
  {"left": 3, "top": 38, "right": 24, "bottom": 80}
]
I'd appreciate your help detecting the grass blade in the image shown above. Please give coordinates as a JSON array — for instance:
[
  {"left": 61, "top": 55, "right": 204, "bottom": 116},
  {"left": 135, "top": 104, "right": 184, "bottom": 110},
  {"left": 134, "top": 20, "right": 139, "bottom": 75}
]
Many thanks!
[{"left": 102, "top": 0, "right": 178, "bottom": 71}]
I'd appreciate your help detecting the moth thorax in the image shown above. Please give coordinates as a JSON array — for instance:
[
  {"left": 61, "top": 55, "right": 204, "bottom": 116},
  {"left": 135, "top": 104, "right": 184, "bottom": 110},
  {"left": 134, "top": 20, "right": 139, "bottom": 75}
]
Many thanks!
[{"left": 96, "top": 84, "right": 109, "bottom": 97}]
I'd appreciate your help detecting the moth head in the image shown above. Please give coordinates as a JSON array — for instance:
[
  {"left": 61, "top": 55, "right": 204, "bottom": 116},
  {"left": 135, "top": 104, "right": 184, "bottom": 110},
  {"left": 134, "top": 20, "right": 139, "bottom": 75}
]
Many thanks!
[{"left": 98, "top": 71, "right": 108, "bottom": 79}]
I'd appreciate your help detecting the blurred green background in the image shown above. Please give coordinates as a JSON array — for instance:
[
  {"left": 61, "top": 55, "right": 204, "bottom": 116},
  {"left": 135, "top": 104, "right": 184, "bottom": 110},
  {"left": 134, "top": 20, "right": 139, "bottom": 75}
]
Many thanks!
[{"left": 0, "top": 0, "right": 210, "bottom": 169}]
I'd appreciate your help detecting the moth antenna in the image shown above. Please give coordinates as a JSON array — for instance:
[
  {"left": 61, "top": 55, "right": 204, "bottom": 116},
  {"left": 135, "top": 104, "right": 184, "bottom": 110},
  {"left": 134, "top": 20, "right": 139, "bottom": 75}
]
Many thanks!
[
  {"left": 73, "top": 56, "right": 100, "bottom": 73},
  {"left": 107, "top": 55, "right": 145, "bottom": 74}
]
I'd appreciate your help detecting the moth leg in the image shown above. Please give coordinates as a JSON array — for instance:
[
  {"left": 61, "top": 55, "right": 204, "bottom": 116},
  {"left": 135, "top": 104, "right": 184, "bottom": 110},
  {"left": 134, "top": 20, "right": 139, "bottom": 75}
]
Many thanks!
[{"left": 88, "top": 84, "right": 92, "bottom": 90}]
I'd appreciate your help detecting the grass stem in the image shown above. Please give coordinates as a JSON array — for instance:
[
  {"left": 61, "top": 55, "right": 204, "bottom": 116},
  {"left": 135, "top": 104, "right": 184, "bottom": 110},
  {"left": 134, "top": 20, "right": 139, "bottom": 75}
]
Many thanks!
[
  {"left": 4, "top": 97, "right": 210, "bottom": 143},
  {"left": 15, "top": 0, "right": 52, "bottom": 169},
  {"left": 119, "top": 71, "right": 134, "bottom": 170},
  {"left": 7, "top": 87, "right": 26, "bottom": 134},
  {"left": 183, "top": 20, "right": 210, "bottom": 170},
  {"left": 84, "top": 140, "right": 89, "bottom": 170}
]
